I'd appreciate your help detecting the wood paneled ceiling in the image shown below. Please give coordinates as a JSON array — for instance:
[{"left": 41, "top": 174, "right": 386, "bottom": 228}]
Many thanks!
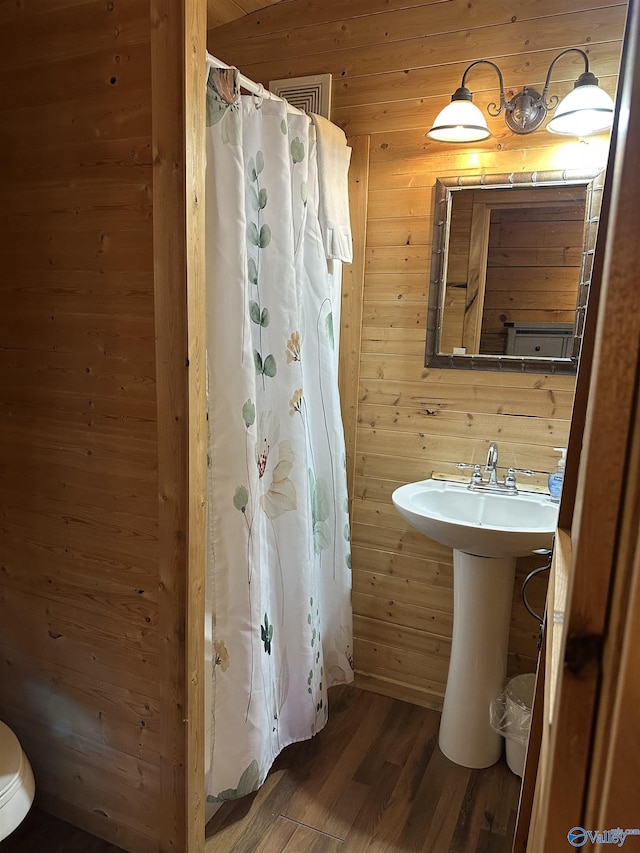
[{"left": 208, "top": 0, "right": 288, "bottom": 30}]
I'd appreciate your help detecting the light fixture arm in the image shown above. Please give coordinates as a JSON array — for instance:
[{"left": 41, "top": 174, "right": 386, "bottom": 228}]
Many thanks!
[
  {"left": 458, "top": 60, "right": 508, "bottom": 117},
  {"left": 541, "top": 48, "right": 594, "bottom": 110}
]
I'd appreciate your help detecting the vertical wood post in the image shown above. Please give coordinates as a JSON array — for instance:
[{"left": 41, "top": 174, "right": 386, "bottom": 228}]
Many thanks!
[{"left": 152, "top": 0, "right": 206, "bottom": 850}]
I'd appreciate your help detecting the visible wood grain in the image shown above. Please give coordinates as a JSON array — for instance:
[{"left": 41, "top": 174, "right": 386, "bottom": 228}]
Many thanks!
[
  {"left": 530, "top": 1, "right": 640, "bottom": 843},
  {"left": 356, "top": 406, "right": 570, "bottom": 446},
  {"left": 0, "top": 685, "right": 160, "bottom": 766},
  {"left": 513, "top": 632, "right": 545, "bottom": 853},
  {"left": 357, "top": 378, "right": 575, "bottom": 419},
  {"left": 366, "top": 245, "right": 429, "bottom": 274},
  {"left": 557, "top": 40, "right": 620, "bottom": 538},
  {"left": 354, "top": 637, "right": 449, "bottom": 693},
  {"left": 0, "top": 183, "right": 152, "bottom": 230},
  {"left": 340, "top": 135, "right": 369, "bottom": 510},
  {"left": 151, "top": 0, "right": 207, "bottom": 848},
  {"left": 355, "top": 430, "right": 569, "bottom": 472},
  {"left": 210, "top": 0, "right": 450, "bottom": 40},
  {"left": 0, "top": 42, "right": 152, "bottom": 111},
  {"left": 1, "top": 88, "right": 152, "bottom": 151},
  {"left": 364, "top": 273, "right": 427, "bottom": 303},
  {"left": 588, "top": 399, "right": 640, "bottom": 829},
  {"left": 367, "top": 217, "right": 432, "bottom": 248},
  {"left": 351, "top": 545, "right": 452, "bottom": 585},
  {"left": 205, "top": 686, "right": 521, "bottom": 851},
  {"left": 229, "top": 8, "right": 624, "bottom": 89},
  {"left": 336, "top": 42, "right": 621, "bottom": 113},
  {"left": 353, "top": 566, "right": 453, "bottom": 612},
  {"left": 3, "top": 137, "right": 153, "bottom": 189},
  {"left": 353, "top": 590, "right": 454, "bottom": 639},
  {"left": 0, "top": 0, "right": 151, "bottom": 69},
  {"left": 351, "top": 520, "right": 451, "bottom": 562},
  {"left": 365, "top": 140, "right": 608, "bottom": 191},
  {"left": 368, "top": 125, "right": 610, "bottom": 165},
  {"left": 0, "top": 0, "right": 206, "bottom": 848},
  {"left": 354, "top": 672, "right": 445, "bottom": 710},
  {"left": 185, "top": 0, "right": 208, "bottom": 850},
  {"left": 213, "top": 2, "right": 623, "bottom": 72},
  {"left": 357, "top": 355, "right": 575, "bottom": 388},
  {"left": 206, "top": 0, "right": 287, "bottom": 29},
  {"left": 0, "top": 0, "right": 168, "bottom": 847},
  {"left": 207, "top": 0, "right": 246, "bottom": 29}
]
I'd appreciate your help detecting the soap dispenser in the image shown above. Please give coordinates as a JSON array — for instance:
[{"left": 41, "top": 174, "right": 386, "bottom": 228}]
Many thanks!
[{"left": 548, "top": 448, "right": 566, "bottom": 503}]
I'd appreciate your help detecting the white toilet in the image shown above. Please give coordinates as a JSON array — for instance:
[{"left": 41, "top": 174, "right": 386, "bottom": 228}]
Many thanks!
[{"left": 0, "top": 721, "right": 35, "bottom": 841}]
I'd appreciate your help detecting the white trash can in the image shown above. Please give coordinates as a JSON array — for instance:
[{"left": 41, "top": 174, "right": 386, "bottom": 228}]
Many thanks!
[{"left": 504, "top": 673, "right": 535, "bottom": 777}]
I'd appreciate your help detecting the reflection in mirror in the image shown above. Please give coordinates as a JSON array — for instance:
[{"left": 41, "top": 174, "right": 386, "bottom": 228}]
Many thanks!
[{"left": 425, "top": 169, "right": 604, "bottom": 373}]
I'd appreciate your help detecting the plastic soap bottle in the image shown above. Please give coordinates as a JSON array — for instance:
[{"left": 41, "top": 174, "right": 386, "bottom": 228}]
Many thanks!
[{"left": 548, "top": 448, "right": 566, "bottom": 502}]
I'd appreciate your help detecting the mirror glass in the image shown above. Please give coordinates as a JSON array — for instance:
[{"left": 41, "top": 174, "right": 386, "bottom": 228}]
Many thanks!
[{"left": 425, "top": 169, "right": 604, "bottom": 373}]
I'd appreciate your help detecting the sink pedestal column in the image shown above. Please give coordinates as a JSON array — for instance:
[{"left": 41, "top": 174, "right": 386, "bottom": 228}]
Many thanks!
[{"left": 439, "top": 551, "right": 516, "bottom": 768}]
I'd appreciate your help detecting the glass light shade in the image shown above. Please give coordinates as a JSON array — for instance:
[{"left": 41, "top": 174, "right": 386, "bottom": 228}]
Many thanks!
[
  {"left": 427, "top": 99, "right": 490, "bottom": 142},
  {"left": 547, "top": 84, "right": 615, "bottom": 136}
]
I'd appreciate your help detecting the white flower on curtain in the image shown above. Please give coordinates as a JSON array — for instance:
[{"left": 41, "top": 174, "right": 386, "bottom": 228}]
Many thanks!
[{"left": 256, "top": 412, "right": 297, "bottom": 519}]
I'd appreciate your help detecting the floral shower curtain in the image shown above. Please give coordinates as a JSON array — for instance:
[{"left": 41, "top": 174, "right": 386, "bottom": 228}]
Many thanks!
[{"left": 204, "top": 68, "right": 354, "bottom": 804}]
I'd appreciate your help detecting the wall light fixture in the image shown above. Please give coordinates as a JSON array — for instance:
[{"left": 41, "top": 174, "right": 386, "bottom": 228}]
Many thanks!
[{"left": 427, "top": 48, "right": 615, "bottom": 143}]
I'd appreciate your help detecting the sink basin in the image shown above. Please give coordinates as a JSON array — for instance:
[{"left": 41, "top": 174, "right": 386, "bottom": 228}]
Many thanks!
[{"left": 392, "top": 478, "right": 558, "bottom": 558}]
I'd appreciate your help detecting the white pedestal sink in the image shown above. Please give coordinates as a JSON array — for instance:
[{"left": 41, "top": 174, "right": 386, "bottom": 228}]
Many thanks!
[{"left": 392, "top": 479, "right": 558, "bottom": 768}]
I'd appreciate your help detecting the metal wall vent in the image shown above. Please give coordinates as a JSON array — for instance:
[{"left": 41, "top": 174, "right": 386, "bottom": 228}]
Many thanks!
[{"left": 268, "top": 74, "right": 332, "bottom": 118}]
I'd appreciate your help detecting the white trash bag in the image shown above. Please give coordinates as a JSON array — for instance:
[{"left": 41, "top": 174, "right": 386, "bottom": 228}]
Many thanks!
[{"left": 490, "top": 673, "right": 535, "bottom": 776}]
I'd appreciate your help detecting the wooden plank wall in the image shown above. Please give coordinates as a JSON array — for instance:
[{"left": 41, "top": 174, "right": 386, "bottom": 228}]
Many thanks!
[
  {"left": 207, "top": 0, "right": 288, "bottom": 30},
  {"left": 0, "top": 3, "right": 202, "bottom": 852},
  {"left": 208, "top": 0, "right": 626, "bottom": 709}
]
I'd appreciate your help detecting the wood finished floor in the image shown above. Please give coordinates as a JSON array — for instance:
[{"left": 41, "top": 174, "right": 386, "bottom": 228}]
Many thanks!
[
  {"left": 206, "top": 685, "right": 520, "bottom": 853},
  {"left": 3, "top": 686, "right": 520, "bottom": 852}
]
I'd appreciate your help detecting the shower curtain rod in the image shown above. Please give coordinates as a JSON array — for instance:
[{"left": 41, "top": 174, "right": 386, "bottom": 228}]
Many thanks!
[{"left": 206, "top": 51, "right": 305, "bottom": 114}]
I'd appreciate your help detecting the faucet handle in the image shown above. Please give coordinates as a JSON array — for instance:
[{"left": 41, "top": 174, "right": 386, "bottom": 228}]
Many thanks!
[
  {"left": 505, "top": 467, "right": 534, "bottom": 488},
  {"left": 457, "top": 463, "right": 483, "bottom": 484}
]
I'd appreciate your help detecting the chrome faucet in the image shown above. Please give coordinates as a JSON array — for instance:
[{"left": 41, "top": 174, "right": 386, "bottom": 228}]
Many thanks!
[
  {"left": 456, "top": 440, "right": 534, "bottom": 493},
  {"left": 485, "top": 441, "right": 499, "bottom": 486}
]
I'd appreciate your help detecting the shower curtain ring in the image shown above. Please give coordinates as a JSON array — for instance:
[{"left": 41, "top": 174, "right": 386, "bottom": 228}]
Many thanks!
[{"left": 254, "top": 83, "right": 265, "bottom": 108}]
